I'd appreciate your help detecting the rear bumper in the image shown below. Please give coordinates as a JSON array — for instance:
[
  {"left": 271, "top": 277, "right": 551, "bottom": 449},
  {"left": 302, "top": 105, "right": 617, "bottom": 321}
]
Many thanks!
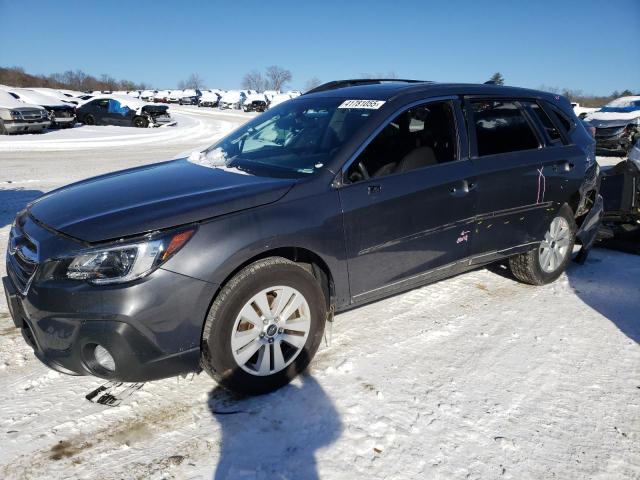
[{"left": 2, "top": 268, "right": 217, "bottom": 382}]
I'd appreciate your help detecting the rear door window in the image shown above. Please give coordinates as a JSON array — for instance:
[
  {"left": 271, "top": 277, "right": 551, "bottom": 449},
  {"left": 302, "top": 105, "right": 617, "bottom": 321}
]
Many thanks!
[{"left": 470, "top": 100, "right": 539, "bottom": 156}]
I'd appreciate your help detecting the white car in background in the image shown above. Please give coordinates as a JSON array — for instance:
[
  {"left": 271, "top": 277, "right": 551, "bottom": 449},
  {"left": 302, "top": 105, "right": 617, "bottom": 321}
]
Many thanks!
[
  {"left": 0, "top": 89, "right": 50, "bottom": 134},
  {"left": 584, "top": 96, "right": 640, "bottom": 155},
  {"left": 198, "top": 90, "right": 221, "bottom": 107},
  {"left": 26, "top": 88, "right": 78, "bottom": 105},
  {"left": 571, "top": 102, "right": 598, "bottom": 119},
  {"left": 268, "top": 92, "right": 294, "bottom": 109},
  {"left": 218, "top": 90, "right": 246, "bottom": 109},
  {"left": 4, "top": 88, "right": 76, "bottom": 128},
  {"left": 139, "top": 90, "right": 158, "bottom": 101}
]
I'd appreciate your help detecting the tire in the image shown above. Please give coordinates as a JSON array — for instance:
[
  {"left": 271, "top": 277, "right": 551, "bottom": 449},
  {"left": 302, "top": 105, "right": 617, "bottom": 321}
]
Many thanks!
[
  {"left": 201, "top": 257, "right": 326, "bottom": 395},
  {"left": 0, "top": 120, "right": 8, "bottom": 135},
  {"left": 133, "top": 116, "right": 149, "bottom": 128},
  {"left": 509, "top": 205, "right": 576, "bottom": 285},
  {"left": 83, "top": 114, "right": 96, "bottom": 125}
]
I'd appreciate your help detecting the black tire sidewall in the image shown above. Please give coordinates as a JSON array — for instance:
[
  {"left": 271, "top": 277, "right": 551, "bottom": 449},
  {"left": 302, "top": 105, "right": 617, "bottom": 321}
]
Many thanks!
[
  {"left": 84, "top": 114, "right": 95, "bottom": 125},
  {"left": 133, "top": 116, "right": 148, "bottom": 128},
  {"left": 531, "top": 206, "right": 577, "bottom": 283},
  {"left": 202, "top": 260, "right": 326, "bottom": 395}
]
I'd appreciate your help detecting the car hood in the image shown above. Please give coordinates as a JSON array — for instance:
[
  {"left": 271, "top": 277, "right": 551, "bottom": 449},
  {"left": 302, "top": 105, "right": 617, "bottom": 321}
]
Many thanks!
[
  {"left": 28, "top": 159, "right": 296, "bottom": 243},
  {"left": 585, "top": 110, "right": 640, "bottom": 126}
]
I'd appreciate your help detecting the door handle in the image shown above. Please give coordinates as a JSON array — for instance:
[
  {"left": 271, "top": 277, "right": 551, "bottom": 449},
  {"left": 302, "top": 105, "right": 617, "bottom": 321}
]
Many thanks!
[
  {"left": 450, "top": 180, "right": 476, "bottom": 196},
  {"left": 367, "top": 184, "right": 382, "bottom": 195},
  {"left": 554, "top": 161, "right": 575, "bottom": 172}
]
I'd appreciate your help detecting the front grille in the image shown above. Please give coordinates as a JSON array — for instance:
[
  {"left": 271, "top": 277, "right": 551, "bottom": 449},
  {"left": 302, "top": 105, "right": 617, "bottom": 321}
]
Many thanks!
[
  {"left": 20, "top": 110, "right": 45, "bottom": 120},
  {"left": 7, "top": 226, "right": 39, "bottom": 295}
]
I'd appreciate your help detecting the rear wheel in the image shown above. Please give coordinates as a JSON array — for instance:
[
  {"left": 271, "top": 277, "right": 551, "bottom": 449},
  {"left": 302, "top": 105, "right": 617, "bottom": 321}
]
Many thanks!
[
  {"left": 509, "top": 206, "right": 576, "bottom": 285},
  {"left": 83, "top": 114, "right": 96, "bottom": 125},
  {"left": 133, "top": 116, "right": 149, "bottom": 128},
  {"left": 201, "top": 257, "right": 326, "bottom": 395}
]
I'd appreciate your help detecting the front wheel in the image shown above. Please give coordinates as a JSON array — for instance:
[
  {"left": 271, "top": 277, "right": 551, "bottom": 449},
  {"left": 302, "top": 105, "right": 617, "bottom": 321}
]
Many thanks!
[
  {"left": 201, "top": 257, "right": 326, "bottom": 395},
  {"left": 83, "top": 114, "right": 96, "bottom": 125},
  {"left": 509, "top": 206, "right": 576, "bottom": 285}
]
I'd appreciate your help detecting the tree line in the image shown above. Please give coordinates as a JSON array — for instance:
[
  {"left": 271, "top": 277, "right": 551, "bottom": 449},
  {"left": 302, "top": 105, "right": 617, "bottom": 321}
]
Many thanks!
[
  {"left": 2, "top": 66, "right": 636, "bottom": 104},
  {"left": 0, "top": 66, "right": 150, "bottom": 92}
]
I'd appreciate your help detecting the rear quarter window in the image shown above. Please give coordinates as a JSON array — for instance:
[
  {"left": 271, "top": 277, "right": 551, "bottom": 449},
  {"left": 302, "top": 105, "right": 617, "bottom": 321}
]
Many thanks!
[{"left": 547, "top": 103, "right": 576, "bottom": 133}]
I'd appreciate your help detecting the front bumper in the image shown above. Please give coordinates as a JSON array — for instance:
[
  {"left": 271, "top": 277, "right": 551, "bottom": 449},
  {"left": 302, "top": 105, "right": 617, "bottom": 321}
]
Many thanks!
[
  {"left": 3, "top": 266, "right": 217, "bottom": 382},
  {"left": 3, "top": 120, "right": 50, "bottom": 133}
]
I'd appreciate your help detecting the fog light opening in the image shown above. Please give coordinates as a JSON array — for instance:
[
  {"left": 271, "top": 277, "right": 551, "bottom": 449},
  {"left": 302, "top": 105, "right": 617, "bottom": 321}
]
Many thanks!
[{"left": 94, "top": 345, "right": 116, "bottom": 372}]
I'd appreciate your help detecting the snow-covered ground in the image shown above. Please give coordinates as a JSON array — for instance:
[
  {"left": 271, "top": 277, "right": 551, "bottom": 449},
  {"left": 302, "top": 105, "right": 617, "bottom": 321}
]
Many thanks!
[{"left": 0, "top": 111, "right": 638, "bottom": 479}]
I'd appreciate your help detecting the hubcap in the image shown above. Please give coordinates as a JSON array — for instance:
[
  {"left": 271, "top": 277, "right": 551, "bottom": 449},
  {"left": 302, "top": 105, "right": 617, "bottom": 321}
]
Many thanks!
[
  {"left": 230, "top": 286, "right": 311, "bottom": 376},
  {"left": 539, "top": 216, "right": 571, "bottom": 273}
]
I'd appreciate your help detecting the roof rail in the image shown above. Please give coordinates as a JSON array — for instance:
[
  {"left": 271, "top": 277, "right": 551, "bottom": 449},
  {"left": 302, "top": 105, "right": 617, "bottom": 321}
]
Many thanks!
[{"left": 304, "top": 78, "right": 429, "bottom": 95}]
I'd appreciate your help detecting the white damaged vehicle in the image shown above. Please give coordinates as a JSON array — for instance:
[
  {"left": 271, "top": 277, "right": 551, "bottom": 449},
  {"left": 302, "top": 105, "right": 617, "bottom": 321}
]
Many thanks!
[
  {"left": 5, "top": 88, "right": 76, "bottom": 128},
  {"left": 0, "top": 89, "right": 50, "bottom": 134},
  {"left": 584, "top": 96, "right": 640, "bottom": 155}
]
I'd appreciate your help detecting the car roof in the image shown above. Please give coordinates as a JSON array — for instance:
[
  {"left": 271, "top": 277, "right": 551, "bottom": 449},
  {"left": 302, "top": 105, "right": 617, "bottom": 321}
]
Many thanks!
[{"left": 303, "top": 81, "right": 562, "bottom": 103}]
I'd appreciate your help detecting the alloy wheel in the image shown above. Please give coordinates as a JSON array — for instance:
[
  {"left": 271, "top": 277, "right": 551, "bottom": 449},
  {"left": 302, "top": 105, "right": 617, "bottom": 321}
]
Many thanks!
[
  {"left": 538, "top": 216, "right": 572, "bottom": 273},
  {"left": 230, "top": 286, "right": 311, "bottom": 376}
]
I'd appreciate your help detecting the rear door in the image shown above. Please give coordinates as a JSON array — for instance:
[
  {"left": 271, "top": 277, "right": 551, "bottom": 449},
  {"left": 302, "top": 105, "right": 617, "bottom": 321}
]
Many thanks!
[
  {"left": 338, "top": 99, "right": 477, "bottom": 301},
  {"left": 466, "top": 98, "right": 583, "bottom": 260}
]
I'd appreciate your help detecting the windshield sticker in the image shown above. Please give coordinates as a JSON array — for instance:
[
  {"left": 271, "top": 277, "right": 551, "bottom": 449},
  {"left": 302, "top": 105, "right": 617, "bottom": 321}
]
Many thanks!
[{"left": 338, "top": 99, "right": 386, "bottom": 110}]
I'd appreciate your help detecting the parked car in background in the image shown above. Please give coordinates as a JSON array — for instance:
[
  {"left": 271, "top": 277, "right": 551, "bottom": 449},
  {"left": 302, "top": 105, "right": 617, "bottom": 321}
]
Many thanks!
[
  {"left": 2, "top": 80, "right": 602, "bottom": 395},
  {"left": 199, "top": 90, "right": 221, "bottom": 107},
  {"left": 178, "top": 89, "right": 202, "bottom": 105},
  {"left": 6, "top": 88, "right": 76, "bottom": 128},
  {"left": 27, "top": 88, "right": 80, "bottom": 105},
  {"left": 268, "top": 92, "right": 293, "bottom": 109},
  {"left": 571, "top": 102, "right": 599, "bottom": 119},
  {"left": 0, "top": 89, "right": 50, "bottom": 134},
  {"left": 140, "top": 90, "right": 158, "bottom": 101},
  {"left": 167, "top": 91, "right": 183, "bottom": 103},
  {"left": 219, "top": 90, "right": 246, "bottom": 109},
  {"left": 153, "top": 90, "right": 172, "bottom": 103},
  {"left": 584, "top": 96, "right": 640, "bottom": 155},
  {"left": 243, "top": 92, "right": 268, "bottom": 112},
  {"left": 76, "top": 95, "right": 174, "bottom": 128}
]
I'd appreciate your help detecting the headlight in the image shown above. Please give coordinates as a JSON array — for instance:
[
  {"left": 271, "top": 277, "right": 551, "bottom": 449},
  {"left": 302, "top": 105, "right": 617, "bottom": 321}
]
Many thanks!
[
  {"left": 10, "top": 110, "right": 21, "bottom": 119},
  {"left": 64, "top": 228, "right": 195, "bottom": 284}
]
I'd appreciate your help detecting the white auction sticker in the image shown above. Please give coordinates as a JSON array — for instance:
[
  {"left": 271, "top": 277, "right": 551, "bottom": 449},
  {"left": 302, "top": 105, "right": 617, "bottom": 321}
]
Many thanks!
[{"left": 338, "top": 99, "right": 386, "bottom": 109}]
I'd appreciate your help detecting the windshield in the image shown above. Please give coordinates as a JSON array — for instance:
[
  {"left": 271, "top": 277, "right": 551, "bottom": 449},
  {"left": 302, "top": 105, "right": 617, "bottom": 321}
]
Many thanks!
[{"left": 198, "top": 97, "right": 377, "bottom": 177}]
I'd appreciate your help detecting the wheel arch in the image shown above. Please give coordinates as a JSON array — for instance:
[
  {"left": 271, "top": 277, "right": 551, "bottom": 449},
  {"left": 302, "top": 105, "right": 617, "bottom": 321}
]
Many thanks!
[{"left": 213, "top": 246, "right": 336, "bottom": 312}]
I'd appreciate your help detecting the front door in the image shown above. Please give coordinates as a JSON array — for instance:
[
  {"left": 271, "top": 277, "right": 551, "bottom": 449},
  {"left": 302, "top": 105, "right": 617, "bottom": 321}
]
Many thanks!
[{"left": 338, "top": 99, "right": 477, "bottom": 301}]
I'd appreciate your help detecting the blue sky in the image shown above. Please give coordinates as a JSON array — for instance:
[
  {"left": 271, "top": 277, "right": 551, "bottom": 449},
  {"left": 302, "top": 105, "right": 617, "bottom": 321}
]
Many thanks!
[{"left": 1, "top": 0, "right": 638, "bottom": 95}]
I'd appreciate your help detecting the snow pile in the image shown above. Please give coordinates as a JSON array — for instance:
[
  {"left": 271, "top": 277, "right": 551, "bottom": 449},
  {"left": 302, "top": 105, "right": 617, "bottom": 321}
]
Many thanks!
[{"left": 188, "top": 147, "right": 249, "bottom": 175}]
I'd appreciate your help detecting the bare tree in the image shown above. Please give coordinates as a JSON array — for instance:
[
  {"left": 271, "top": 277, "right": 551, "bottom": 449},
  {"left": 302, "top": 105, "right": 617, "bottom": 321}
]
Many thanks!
[
  {"left": 179, "top": 73, "right": 205, "bottom": 90},
  {"left": 242, "top": 70, "right": 266, "bottom": 91},
  {"left": 265, "top": 65, "right": 292, "bottom": 91},
  {"left": 304, "top": 77, "right": 322, "bottom": 92}
]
